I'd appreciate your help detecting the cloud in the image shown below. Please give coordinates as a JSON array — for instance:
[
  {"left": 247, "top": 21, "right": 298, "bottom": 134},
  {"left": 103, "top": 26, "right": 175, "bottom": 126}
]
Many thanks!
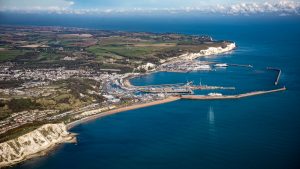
[
  {"left": 212, "top": 0, "right": 300, "bottom": 15},
  {"left": 0, "top": 0, "right": 299, "bottom": 16},
  {"left": 0, "top": 0, "right": 74, "bottom": 11}
]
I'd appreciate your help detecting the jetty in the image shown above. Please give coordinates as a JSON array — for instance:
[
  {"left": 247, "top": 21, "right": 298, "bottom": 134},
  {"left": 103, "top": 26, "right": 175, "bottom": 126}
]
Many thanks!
[{"left": 267, "top": 67, "right": 282, "bottom": 85}]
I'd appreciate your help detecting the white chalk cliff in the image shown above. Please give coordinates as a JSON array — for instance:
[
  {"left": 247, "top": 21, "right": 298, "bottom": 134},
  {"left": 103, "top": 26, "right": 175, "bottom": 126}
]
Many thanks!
[
  {"left": 136, "top": 62, "right": 156, "bottom": 71},
  {"left": 0, "top": 123, "right": 76, "bottom": 168},
  {"left": 179, "top": 42, "right": 236, "bottom": 60}
]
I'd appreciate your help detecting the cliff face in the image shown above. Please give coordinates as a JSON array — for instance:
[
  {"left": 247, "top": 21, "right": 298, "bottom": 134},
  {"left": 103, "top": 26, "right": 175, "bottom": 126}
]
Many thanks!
[
  {"left": 0, "top": 123, "right": 76, "bottom": 168},
  {"left": 179, "top": 42, "right": 236, "bottom": 60}
]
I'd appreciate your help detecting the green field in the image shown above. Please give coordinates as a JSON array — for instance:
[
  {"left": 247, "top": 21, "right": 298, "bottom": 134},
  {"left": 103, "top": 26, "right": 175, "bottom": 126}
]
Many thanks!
[
  {"left": 0, "top": 50, "right": 25, "bottom": 61},
  {"left": 37, "top": 52, "right": 61, "bottom": 61},
  {"left": 87, "top": 44, "right": 157, "bottom": 59}
]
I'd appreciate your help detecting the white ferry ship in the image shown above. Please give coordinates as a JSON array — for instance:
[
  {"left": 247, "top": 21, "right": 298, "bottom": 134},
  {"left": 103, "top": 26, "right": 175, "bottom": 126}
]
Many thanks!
[
  {"left": 214, "top": 63, "right": 228, "bottom": 67},
  {"left": 208, "top": 92, "right": 223, "bottom": 96},
  {"left": 195, "top": 65, "right": 211, "bottom": 70}
]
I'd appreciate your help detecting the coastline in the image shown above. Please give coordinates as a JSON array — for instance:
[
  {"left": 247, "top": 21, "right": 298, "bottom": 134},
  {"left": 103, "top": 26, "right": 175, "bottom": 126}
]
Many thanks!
[
  {"left": 0, "top": 42, "right": 237, "bottom": 168},
  {"left": 67, "top": 96, "right": 181, "bottom": 129}
]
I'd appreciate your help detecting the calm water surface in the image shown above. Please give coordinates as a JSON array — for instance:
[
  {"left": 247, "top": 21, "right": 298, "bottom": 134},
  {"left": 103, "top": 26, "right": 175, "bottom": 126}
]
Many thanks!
[{"left": 9, "top": 16, "right": 300, "bottom": 169}]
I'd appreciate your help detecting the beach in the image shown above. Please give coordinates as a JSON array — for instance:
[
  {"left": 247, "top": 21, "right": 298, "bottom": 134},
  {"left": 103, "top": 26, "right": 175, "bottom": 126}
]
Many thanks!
[{"left": 67, "top": 96, "right": 181, "bottom": 129}]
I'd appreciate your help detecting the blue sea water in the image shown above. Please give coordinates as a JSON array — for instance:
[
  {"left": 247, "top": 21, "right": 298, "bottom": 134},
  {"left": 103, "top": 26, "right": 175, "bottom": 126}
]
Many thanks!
[{"left": 4, "top": 15, "right": 300, "bottom": 169}]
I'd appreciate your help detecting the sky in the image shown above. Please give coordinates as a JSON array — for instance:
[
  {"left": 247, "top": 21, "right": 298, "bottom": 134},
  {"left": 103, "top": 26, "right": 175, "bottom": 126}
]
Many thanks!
[{"left": 0, "top": 0, "right": 300, "bottom": 15}]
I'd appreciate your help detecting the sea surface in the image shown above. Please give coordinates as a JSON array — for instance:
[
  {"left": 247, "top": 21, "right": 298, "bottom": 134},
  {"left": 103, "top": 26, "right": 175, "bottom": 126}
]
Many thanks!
[{"left": 4, "top": 15, "right": 300, "bottom": 169}]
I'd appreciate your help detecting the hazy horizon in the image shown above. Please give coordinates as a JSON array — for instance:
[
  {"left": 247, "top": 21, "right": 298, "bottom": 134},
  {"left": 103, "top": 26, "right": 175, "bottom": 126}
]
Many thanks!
[{"left": 0, "top": 0, "right": 300, "bottom": 16}]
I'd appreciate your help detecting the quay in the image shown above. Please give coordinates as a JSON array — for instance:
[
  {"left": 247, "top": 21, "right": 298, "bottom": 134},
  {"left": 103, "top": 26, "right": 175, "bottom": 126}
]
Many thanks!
[{"left": 267, "top": 67, "right": 282, "bottom": 85}]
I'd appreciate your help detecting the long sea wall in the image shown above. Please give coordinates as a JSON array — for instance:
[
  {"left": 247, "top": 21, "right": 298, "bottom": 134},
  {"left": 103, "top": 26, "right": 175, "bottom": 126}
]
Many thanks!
[{"left": 0, "top": 123, "right": 76, "bottom": 168}]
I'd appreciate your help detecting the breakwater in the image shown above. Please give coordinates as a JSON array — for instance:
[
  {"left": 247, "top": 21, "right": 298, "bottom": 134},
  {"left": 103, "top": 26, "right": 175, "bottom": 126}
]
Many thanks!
[
  {"left": 267, "top": 67, "right": 282, "bottom": 85},
  {"left": 181, "top": 87, "right": 286, "bottom": 100}
]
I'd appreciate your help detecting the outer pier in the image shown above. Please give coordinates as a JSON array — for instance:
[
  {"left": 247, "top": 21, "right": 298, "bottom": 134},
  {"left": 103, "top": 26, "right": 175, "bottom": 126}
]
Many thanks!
[{"left": 180, "top": 87, "right": 286, "bottom": 100}]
